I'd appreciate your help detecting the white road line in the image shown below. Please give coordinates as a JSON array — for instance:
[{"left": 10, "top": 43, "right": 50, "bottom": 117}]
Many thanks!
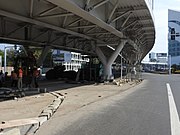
[{"left": 166, "top": 83, "right": 180, "bottom": 135}]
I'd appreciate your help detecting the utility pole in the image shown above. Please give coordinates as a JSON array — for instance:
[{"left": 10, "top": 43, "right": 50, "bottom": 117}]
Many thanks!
[{"left": 120, "top": 53, "right": 123, "bottom": 80}]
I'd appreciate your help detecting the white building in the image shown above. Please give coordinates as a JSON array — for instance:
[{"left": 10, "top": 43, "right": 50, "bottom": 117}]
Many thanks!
[
  {"left": 149, "top": 52, "right": 168, "bottom": 64},
  {"left": 53, "top": 50, "right": 89, "bottom": 72},
  {"left": 149, "top": 52, "right": 156, "bottom": 62}
]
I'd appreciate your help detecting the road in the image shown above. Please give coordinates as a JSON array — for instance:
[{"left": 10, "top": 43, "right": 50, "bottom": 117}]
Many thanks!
[{"left": 36, "top": 73, "right": 180, "bottom": 135}]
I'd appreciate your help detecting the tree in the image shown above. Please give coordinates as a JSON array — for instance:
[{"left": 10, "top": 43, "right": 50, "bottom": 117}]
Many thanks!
[
  {"left": 43, "top": 50, "right": 53, "bottom": 68},
  {"left": 0, "top": 50, "right": 4, "bottom": 67},
  {"left": 171, "top": 64, "right": 177, "bottom": 73},
  {"left": 6, "top": 48, "right": 15, "bottom": 66}
]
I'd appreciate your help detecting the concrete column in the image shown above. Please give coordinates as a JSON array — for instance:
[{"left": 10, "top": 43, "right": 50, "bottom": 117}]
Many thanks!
[
  {"left": 95, "top": 46, "right": 107, "bottom": 65},
  {"left": 95, "top": 40, "right": 127, "bottom": 80},
  {"left": 107, "top": 40, "right": 127, "bottom": 66},
  {"left": 37, "top": 46, "right": 51, "bottom": 67},
  {"left": 104, "top": 64, "right": 112, "bottom": 80}
]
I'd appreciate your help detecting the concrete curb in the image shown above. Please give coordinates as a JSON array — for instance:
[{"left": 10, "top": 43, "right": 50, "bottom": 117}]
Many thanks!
[{"left": 0, "top": 92, "right": 64, "bottom": 135}]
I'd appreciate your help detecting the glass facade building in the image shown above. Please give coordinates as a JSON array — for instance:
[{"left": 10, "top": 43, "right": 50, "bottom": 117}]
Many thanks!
[{"left": 168, "top": 9, "right": 180, "bottom": 65}]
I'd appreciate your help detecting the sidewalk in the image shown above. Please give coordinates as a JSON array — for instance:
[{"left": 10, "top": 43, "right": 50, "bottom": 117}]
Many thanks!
[
  {"left": 0, "top": 79, "right": 141, "bottom": 134},
  {"left": 51, "top": 82, "right": 139, "bottom": 116}
]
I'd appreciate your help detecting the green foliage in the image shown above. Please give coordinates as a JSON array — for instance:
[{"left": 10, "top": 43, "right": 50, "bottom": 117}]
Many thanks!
[
  {"left": 171, "top": 64, "right": 180, "bottom": 73},
  {"left": 33, "top": 49, "right": 42, "bottom": 60},
  {"left": 43, "top": 50, "right": 53, "bottom": 68},
  {"left": 175, "top": 70, "right": 180, "bottom": 74},
  {"left": 6, "top": 49, "right": 15, "bottom": 66}
]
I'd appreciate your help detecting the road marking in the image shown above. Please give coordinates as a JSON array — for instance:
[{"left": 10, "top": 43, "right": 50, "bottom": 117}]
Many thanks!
[{"left": 166, "top": 83, "right": 180, "bottom": 135}]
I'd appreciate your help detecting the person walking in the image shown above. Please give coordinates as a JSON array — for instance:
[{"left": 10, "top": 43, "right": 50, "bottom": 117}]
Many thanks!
[
  {"left": 18, "top": 67, "right": 23, "bottom": 90},
  {"left": 32, "top": 67, "right": 39, "bottom": 88},
  {"left": 0, "top": 70, "right": 4, "bottom": 87}
]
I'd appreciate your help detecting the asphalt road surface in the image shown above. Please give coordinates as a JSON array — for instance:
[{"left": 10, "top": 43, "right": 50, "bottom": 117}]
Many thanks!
[{"left": 37, "top": 73, "right": 180, "bottom": 135}]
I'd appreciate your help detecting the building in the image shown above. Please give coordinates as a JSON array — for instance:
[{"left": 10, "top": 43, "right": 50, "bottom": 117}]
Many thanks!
[
  {"left": 149, "top": 52, "right": 156, "bottom": 62},
  {"left": 149, "top": 52, "right": 168, "bottom": 63},
  {"left": 142, "top": 52, "right": 168, "bottom": 72},
  {"left": 168, "top": 9, "right": 180, "bottom": 65},
  {"left": 52, "top": 50, "right": 89, "bottom": 72}
]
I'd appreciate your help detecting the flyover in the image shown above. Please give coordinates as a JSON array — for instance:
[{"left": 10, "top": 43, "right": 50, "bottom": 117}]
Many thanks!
[{"left": 0, "top": 0, "right": 155, "bottom": 80}]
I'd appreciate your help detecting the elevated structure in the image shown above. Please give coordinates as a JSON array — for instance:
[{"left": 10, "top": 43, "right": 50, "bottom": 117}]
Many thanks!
[{"left": 0, "top": 0, "right": 155, "bottom": 80}]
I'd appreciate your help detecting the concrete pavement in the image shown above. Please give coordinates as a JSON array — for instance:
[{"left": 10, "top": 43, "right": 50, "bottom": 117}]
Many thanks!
[
  {"left": 0, "top": 79, "right": 141, "bottom": 134},
  {"left": 36, "top": 73, "right": 174, "bottom": 135}
]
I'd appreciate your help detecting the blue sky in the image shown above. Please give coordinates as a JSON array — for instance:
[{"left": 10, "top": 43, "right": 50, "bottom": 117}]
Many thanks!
[{"left": 143, "top": 0, "right": 180, "bottom": 61}]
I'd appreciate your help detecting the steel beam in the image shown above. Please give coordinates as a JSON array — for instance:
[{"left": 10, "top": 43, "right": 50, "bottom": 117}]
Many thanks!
[
  {"left": 39, "top": 6, "right": 59, "bottom": 16},
  {"left": 0, "top": 36, "right": 94, "bottom": 54},
  {"left": 121, "top": 12, "right": 132, "bottom": 28},
  {"left": 68, "top": 24, "right": 96, "bottom": 29},
  {"left": 84, "top": 0, "right": 91, "bottom": 10},
  {"left": 116, "top": 6, "right": 147, "bottom": 13},
  {"left": 46, "top": 0, "right": 123, "bottom": 38},
  {"left": 84, "top": 26, "right": 97, "bottom": 33},
  {"left": 0, "top": 17, "right": 6, "bottom": 35},
  {"left": 111, "top": 10, "right": 131, "bottom": 23},
  {"left": 0, "top": 9, "right": 99, "bottom": 41},
  {"left": 107, "top": 0, "right": 119, "bottom": 24},
  {"left": 67, "top": 18, "right": 83, "bottom": 27},
  {"left": 6, "top": 25, "right": 27, "bottom": 36},
  {"left": 87, "top": 32, "right": 110, "bottom": 35},
  {"left": 88, "top": 0, "right": 109, "bottom": 11},
  {"left": 32, "top": 30, "right": 48, "bottom": 40},
  {"left": 63, "top": 16, "right": 67, "bottom": 27},
  {"left": 30, "top": 0, "right": 34, "bottom": 17},
  {"left": 49, "top": 34, "right": 65, "bottom": 43},
  {"left": 37, "top": 13, "right": 74, "bottom": 19},
  {"left": 121, "top": 20, "right": 138, "bottom": 31}
]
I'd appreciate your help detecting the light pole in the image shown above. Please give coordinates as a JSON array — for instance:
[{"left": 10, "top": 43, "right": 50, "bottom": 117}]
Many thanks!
[
  {"left": 4, "top": 46, "right": 7, "bottom": 73},
  {"left": 120, "top": 53, "right": 123, "bottom": 80},
  {"left": 4, "top": 45, "right": 14, "bottom": 73},
  {"left": 169, "top": 55, "right": 171, "bottom": 75}
]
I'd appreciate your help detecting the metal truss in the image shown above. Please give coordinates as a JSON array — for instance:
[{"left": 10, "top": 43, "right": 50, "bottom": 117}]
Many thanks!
[{"left": 0, "top": 0, "right": 155, "bottom": 63}]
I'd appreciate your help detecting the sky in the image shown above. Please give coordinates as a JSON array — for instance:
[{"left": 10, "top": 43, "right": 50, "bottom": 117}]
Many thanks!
[{"left": 143, "top": 0, "right": 180, "bottom": 61}]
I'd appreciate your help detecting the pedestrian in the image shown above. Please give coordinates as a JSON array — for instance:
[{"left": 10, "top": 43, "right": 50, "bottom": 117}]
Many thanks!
[
  {"left": 32, "top": 67, "right": 39, "bottom": 88},
  {"left": 11, "top": 70, "right": 18, "bottom": 88},
  {"left": 18, "top": 67, "right": 23, "bottom": 90},
  {"left": 0, "top": 70, "right": 4, "bottom": 87}
]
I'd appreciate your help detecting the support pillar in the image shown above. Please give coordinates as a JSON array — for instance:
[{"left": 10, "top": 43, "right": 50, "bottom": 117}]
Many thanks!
[
  {"left": 104, "top": 64, "right": 112, "bottom": 80},
  {"left": 37, "top": 46, "right": 51, "bottom": 67},
  {"left": 95, "top": 40, "right": 127, "bottom": 80}
]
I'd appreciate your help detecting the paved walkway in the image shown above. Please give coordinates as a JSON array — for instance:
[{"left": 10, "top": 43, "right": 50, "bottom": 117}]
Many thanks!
[
  {"left": 0, "top": 79, "right": 140, "bottom": 134},
  {"left": 52, "top": 82, "right": 138, "bottom": 117}
]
